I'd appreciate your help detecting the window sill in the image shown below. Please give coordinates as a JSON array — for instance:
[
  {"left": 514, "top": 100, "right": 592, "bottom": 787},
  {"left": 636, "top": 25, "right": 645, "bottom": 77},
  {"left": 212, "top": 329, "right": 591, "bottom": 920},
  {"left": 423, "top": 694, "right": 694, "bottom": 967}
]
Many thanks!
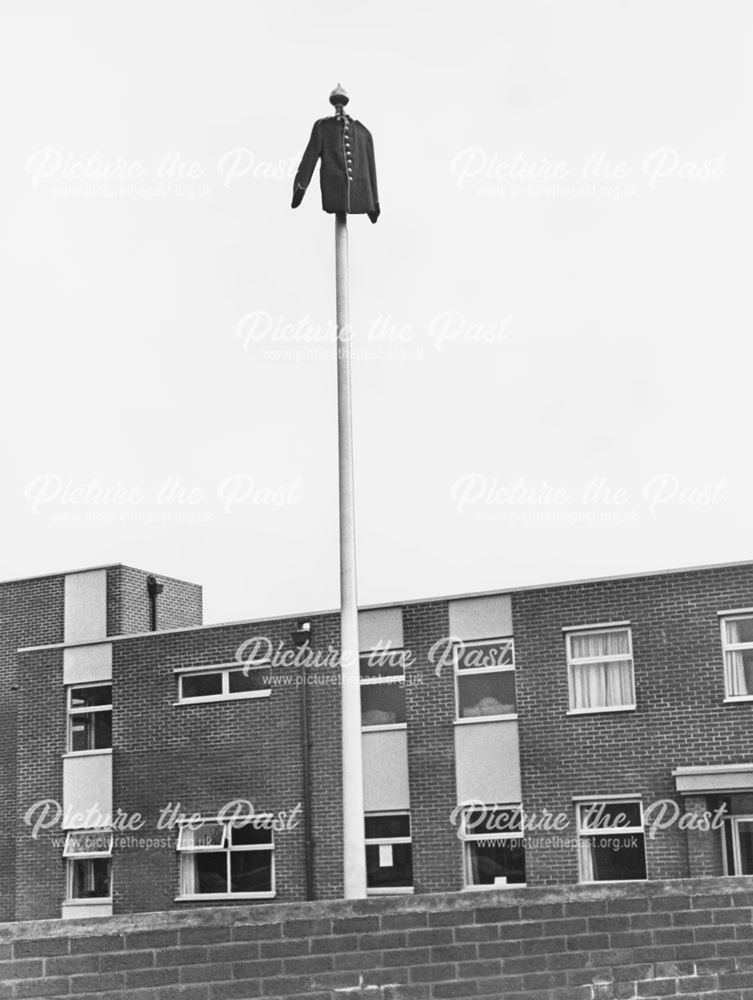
[
  {"left": 566, "top": 706, "right": 636, "bottom": 716},
  {"left": 63, "top": 749, "right": 113, "bottom": 758},
  {"left": 63, "top": 897, "right": 113, "bottom": 905},
  {"left": 173, "top": 691, "right": 271, "bottom": 706},
  {"left": 175, "top": 892, "right": 275, "bottom": 901},
  {"left": 366, "top": 887, "right": 414, "bottom": 896},
  {"left": 361, "top": 723, "right": 407, "bottom": 733},
  {"left": 462, "top": 883, "right": 527, "bottom": 891},
  {"left": 578, "top": 877, "right": 648, "bottom": 885},
  {"left": 454, "top": 715, "right": 518, "bottom": 725},
  {"left": 723, "top": 697, "right": 753, "bottom": 704}
]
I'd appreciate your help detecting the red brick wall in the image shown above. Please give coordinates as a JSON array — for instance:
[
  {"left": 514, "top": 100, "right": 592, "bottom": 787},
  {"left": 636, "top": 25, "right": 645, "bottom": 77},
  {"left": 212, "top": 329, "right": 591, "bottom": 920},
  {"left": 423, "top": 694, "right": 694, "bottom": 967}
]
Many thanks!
[
  {"left": 1, "top": 877, "right": 752, "bottom": 999},
  {"left": 111, "top": 612, "right": 343, "bottom": 914},
  {"left": 15, "top": 647, "right": 66, "bottom": 922},
  {"left": 106, "top": 566, "right": 202, "bottom": 637},
  {"left": 0, "top": 576, "right": 65, "bottom": 922},
  {"left": 513, "top": 563, "right": 753, "bottom": 887},
  {"left": 403, "top": 601, "right": 461, "bottom": 894}
]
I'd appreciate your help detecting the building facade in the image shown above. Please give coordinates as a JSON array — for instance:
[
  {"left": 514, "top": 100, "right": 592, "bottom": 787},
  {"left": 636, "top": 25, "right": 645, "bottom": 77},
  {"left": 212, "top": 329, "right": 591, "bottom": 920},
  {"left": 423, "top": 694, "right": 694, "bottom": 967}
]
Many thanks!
[{"left": 6, "top": 559, "right": 753, "bottom": 921}]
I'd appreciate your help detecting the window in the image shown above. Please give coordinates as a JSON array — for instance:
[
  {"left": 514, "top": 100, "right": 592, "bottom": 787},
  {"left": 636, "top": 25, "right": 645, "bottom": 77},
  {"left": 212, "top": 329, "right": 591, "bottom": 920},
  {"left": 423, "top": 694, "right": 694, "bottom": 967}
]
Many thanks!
[
  {"left": 459, "top": 804, "right": 526, "bottom": 887},
  {"left": 566, "top": 626, "right": 635, "bottom": 712},
  {"left": 67, "top": 684, "right": 112, "bottom": 752},
  {"left": 177, "top": 664, "right": 270, "bottom": 704},
  {"left": 577, "top": 800, "right": 646, "bottom": 882},
  {"left": 723, "top": 814, "right": 753, "bottom": 874},
  {"left": 721, "top": 615, "right": 753, "bottom": 698},
  {"left": 454, "top": 638, "right": 515, "bottom": 721},
  {"left": 177, "top": 819, "right": 274, "bottom": 898},
  {"left": 364, "top": 812, "right": 412, "bottom": 893},
  {"left": 360, "top": 650, "right": 406, "bottom": 728},
  {"left": 63, "top": 830, "right": 112, "bottom": 900}
]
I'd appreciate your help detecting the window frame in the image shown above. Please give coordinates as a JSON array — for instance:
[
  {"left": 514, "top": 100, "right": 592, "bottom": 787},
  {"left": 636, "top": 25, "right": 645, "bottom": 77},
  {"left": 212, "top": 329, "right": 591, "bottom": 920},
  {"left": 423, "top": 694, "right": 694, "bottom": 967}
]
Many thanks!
[
  {"left": 720, "top": 613, "right": 753, "bottom": 701},
  {"left": 364, "top": 810, "right": 413, "bottom": 895},
  {"left": 359, "top": 649, "right": 407, "bottom": 732},
  {"left": 63, "top": 829, "right": 113, "bottom": 902},
  {"left": 459, "top": 802, "right": 526, "bottom": 890},
  {"left": 721, "top": 814, "right": 753, "bottom": 876},
  {"left": 66, "top": 682, "right": 113, "bottom": 755},
  {"left": 453, "top": 637, "right": 516, "bottom": 724},
  {"left": 565, "top": 624, "right": 636, "bottom": 714},
  {"left": 576, "top": 797, "right": 647, "bottom": 884},
  {"left": 175, "top": 661, "right": 271, "bottom": 705},
  {"left": 175, "top": 816, "right": 275, "bottom": 900}
]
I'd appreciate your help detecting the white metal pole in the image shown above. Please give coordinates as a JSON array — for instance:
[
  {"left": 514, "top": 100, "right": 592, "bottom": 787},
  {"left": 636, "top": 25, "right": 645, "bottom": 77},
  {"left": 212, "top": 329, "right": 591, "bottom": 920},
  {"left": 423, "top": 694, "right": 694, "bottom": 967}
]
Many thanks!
[{"left": 335, "top": 209, "right": 367, "bottom": 899}]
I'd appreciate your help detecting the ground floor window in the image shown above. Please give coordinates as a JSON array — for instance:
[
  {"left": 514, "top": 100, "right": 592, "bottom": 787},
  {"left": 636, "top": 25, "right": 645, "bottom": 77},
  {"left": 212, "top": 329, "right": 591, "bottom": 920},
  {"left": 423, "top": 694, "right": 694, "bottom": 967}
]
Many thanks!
[
  {"left": 577, "top": 799, "right": 647, "bottom": 882},
  {"left": 364, "top": 812, "right": 412, "bottom": 892},
  {"left": 177, "top": 818, "right": 274, "bottom": 898},
  {"left": 63, "top": 830, "right": 112, "bottom": 899},
  {"left": 460, "top": 804, "right": 526, "bottom": 887}
]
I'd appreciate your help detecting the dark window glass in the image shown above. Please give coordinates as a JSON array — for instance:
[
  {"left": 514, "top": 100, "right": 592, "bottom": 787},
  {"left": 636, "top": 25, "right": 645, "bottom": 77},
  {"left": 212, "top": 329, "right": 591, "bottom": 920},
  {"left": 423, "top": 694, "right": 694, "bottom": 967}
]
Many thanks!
[
  {"left": 581, "top": 802, "right": 642, "bottom": 830},
  {"left": 457, "top": 671, "right": 516, "bottom": 718},
  {"left": 182, "top": 673, "right": 223, "bottom": 699},
  {"left": 456, "top": 640, "right": 513, "bottom": 670},
  {"left": 365, "top": 814, "right": 410, "bottom": 840},
  {"left": 230, "top": 823, "right": 274, "bottom": 847},
  {"left": 361, "top": 682, "right": 406, "bottom": 726},
  {"left": 194, "top": 853, "right": 228, "bottom": 894},
  {"left": 464, "top": 807, "right": 521, "bottom": 837},
  {"left": 227, "top": 669, "right": 269, "bottom": 694},
  {"left": 365, "top": 842, "right": 412, "bottom": 889},
  {"left": 70, "top": 685, "right": 111, "bottom": 709},
  {"left": 230, "top": 850, "right": 272, "bottom": 893},
  {"left": 71, "top": 711, "right": 112, "bottom": 751},
  {"left": 360, "top": 652, "right": 405, "bottom": 681},
  {"left": 585, "top": 834, "right": 647, "bottom": 881},
  {"left": 467, "top": 840, "right": 526, "bottom": 886},
  {"left": 70, "top": 858, "right": 111, "bottom": 898}
]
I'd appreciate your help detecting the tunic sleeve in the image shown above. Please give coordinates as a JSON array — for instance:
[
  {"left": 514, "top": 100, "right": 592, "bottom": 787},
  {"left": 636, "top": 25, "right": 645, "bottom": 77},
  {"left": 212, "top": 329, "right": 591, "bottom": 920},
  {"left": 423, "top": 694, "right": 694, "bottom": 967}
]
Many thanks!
[{"left": 291, "top": 121, "right": 322, "bottom": 209}]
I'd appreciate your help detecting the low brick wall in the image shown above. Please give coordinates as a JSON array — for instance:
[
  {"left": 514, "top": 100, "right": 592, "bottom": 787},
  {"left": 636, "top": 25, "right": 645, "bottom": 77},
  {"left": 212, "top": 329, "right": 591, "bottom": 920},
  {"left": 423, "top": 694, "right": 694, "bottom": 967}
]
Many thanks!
[{"left": 2, "top": 877, "right": 753, "bottom": 999}]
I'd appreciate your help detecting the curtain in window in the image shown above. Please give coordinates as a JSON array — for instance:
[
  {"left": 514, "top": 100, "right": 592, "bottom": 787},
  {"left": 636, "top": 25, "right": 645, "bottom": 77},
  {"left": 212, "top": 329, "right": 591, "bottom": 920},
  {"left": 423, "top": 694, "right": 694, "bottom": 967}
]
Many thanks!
[
  {"left": 570, "top": 631, "right": 629, "bottom": 659},
  {"left": 571, "top": 661, "right": 633, "bottom": 708},
  {"left": 579, "top": 839, "right": 595, "bottom": 881},
  {"left": 179, "top": 855, "right": 196, "bottom": 896},
  {"left": 725, "top": 621, "right": 753, "bottom": 696}
]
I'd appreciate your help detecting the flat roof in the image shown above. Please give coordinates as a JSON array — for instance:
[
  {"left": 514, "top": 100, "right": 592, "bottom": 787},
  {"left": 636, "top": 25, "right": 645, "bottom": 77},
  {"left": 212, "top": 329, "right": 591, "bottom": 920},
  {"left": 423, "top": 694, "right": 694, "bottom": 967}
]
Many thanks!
[{"left": 17, "top": 556, "right": 753, "bottom": 653}]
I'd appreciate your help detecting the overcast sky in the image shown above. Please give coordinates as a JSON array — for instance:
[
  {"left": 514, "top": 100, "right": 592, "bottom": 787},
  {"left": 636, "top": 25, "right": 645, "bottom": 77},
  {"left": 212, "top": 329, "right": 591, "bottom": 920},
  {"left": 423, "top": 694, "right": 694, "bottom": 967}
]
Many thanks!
[{"left": 1, "top": 0, "right": 750, "bottom": 624}]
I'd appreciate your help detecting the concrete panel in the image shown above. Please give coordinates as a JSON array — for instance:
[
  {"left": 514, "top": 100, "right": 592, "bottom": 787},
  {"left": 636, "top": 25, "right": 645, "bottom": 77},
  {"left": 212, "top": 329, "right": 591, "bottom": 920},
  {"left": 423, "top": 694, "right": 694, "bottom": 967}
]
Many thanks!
[
  {"left": 449, "top": 595, "right": 512, "bottom": 641},
  {"left": 63, "top": 753, "right": 112, "bottom": 827},
  {"left": 674, "top": 763, "right": 753, "bottom": 795},
  {"left": 64, "top": 571, "right": 108, "bottom": 644},
  {"left": 455, "top": 720, "right": 521, "bottom": 804},
  {"left": 359, "top": 607, "right": 404, "bottom": 651},
  {"left": 61, "top": 901, "right": 112, "bottom": 919},
  {"left": 362, "top": 728, "right": 410, "bottom": 811},
  {"left": 63, "top": 644, "right": 112, "bottom": 686}
]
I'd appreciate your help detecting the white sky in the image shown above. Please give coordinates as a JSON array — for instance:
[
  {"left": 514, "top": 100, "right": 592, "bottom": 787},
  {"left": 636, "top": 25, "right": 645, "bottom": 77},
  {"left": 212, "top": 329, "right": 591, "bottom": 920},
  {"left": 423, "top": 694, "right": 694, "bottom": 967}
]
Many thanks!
[{"left": 1, "top": 0, "right": 751, "bottom": 624}]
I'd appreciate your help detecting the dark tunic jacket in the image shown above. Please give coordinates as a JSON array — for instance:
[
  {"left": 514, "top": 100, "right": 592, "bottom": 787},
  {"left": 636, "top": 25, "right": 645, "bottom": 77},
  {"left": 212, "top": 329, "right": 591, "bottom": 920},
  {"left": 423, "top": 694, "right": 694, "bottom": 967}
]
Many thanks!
[{"left": 291, "top": 115, "right": 380, "bottom": 223}]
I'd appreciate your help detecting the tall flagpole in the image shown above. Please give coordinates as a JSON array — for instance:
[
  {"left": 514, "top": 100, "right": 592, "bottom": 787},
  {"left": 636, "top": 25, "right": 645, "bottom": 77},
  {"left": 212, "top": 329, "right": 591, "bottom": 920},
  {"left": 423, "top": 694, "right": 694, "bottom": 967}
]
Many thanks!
[{"left": 335, "top": 201, "right": 367, "bottom": 898}]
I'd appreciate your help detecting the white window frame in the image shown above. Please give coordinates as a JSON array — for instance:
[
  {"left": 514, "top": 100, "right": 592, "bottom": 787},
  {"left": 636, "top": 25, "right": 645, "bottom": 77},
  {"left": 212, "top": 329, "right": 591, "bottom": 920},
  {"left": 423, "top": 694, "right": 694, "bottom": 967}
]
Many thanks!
[
  {"left": 66, "top": 682, "right": 113, "bottom": 754},
  {"left": 453, "top": 637, "right": 516, "bottom": 724},
  {"left": 576, "top": 798, "right": 646, "bottom": 883},
  {"left": 459, "top": 803, "right": 526, "bottom": 889},
  {"left": 565, "top": 625, "right": 635, "bottom": 714},
  {"left": 364, "top": 810, "right": 413, "bottom": 895},
  {"left": 175, "top": 816, "right": 275, "bottom": 900},
  {"left": 359, "top": 649, "right": 407, "bottom": 732},
  {"left": 63, "top": 829, "right": 113, "bottom": 902},
  {"left": 720, "top": 614, "right": 753, "bottom": 701},
  {"left": 722, "top": 815, "right": 753, "bottom": 875},
  {"left": 175, "top": 661, "right": 271, "bottom": 705}
]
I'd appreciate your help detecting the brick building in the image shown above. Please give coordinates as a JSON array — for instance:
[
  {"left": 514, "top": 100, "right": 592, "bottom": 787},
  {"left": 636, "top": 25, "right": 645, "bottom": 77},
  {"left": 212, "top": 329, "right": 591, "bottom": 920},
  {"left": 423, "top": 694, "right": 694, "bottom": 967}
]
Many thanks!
[{"left": 6, "top": 559, "right": 753, "bottom": 921}]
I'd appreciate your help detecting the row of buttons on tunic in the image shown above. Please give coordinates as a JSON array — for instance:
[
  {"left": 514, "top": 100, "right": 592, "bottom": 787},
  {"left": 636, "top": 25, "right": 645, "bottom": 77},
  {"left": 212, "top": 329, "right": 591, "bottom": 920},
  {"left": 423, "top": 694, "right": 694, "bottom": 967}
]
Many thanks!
[{"left": 343, "top": 119, "right": 353, "bottom": 180}]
